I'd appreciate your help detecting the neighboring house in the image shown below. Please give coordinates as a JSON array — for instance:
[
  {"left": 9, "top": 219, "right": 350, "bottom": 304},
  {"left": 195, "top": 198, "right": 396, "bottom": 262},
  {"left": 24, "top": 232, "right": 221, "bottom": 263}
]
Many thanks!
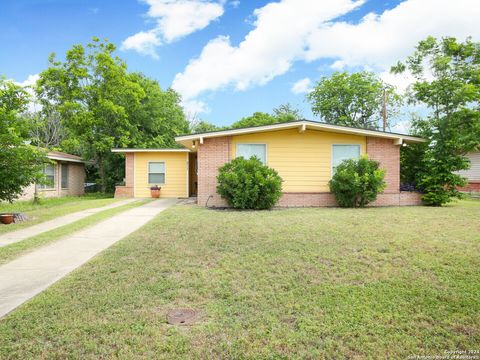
[
  {"left": 113, "top": 120, "right": 425, "bottom": 207},
  {"left": 20, "top": 151, "right": 86, "bottom": 200},
  {"left": 457, "top": 151, "right": 480, "bottom": 192}
]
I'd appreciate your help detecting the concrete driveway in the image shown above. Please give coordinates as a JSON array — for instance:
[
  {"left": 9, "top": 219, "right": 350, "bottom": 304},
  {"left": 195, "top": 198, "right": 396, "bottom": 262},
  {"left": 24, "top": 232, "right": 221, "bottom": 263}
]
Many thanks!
[
  {"left": 0, "top": 198, "right": 138, "bottom": 247},
  {"left": 0, "top": 198, "right": 176, "bottom": 318}
]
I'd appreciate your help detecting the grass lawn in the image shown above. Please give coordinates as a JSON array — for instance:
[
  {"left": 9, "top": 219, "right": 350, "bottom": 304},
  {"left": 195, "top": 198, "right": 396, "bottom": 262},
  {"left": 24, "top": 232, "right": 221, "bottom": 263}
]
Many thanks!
[
  {"left": 0, "top": 200, "right": 479, "bottom": 358},
  {"left": 0, "top": 199, "right": 150, "bottom": 265},
  {"left": 0, "top": 194, "right": 119, "bottom": 235}
]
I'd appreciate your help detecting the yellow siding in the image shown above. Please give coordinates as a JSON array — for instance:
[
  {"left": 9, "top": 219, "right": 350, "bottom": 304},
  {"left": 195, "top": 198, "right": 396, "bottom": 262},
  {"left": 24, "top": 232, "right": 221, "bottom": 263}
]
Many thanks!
[
  {"left": 134, "top": 152, "right": 188, "bottom": 198},
  {"left": 231, "top": 128, "right": 366, "bottom": 192}
]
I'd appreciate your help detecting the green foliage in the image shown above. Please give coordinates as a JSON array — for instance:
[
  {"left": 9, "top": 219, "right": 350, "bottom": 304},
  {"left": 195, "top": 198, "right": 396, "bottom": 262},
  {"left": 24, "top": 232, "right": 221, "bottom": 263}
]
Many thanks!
[
  {"left": 329, "top": 156, "right": 386, "bottom": 208},
  {"left": 272, "top": 103, "right": 302, "bottom": 122},
  {"left": 35, "top": 38, "right": 188, "bottom": 192},
  {"left": 393, "top": 37, "right": 480, "bottom": 206},
  {"left": 217, "top": 157, "right": 283, "bottom": 209},
  {"left": 230, "top": 103, "right": 302, "bottom": 129},
  {"left": 307, "top": 71, "right": 402, "bottom": 129},
  {"left": 230, "top": 112, "right": 277, "bottom": 129},
  {"left": 190, "top": 120, "right": 222, "bottom": 133},
  {"left": 128, "top": 73, "right": 189, "bottom": 148},
  {"left": 0, "top": 78, "right": 47, "bottom": 202}
]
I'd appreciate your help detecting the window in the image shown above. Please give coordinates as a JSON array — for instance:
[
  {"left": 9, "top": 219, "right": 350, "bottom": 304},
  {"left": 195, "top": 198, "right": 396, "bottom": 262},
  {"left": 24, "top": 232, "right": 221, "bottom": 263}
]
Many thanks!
[
  {"left": 148, "top": 162, "right": 165, "bottom": 184},
  {"left": 332, "top": 145, "right": 361, "bottom": 173},
  {"left": 41, "top": 164, "right": 55, "bottom": 189},
  {"left": 61, "top": 164, "right": 69, "bottom": 189},
  {"left": 236, "top": 144, "right": 266, "bottom": 164}
]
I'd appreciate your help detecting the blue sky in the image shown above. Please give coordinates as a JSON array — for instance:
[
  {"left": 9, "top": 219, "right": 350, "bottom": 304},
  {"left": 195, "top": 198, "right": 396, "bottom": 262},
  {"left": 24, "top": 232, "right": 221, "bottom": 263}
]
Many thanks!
[{"left": 1, "top": 0, "right": 478, "bottom": 130}]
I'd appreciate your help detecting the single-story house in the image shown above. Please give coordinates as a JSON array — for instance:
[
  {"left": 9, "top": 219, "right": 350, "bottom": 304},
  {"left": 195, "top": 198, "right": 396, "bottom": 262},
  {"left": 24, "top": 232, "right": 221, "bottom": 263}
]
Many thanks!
[
  {"left": 19, "top": 151, "right": 86, "bottom": 200},
  {"left": 457, "top": 151, "right": 480, "bottom": 192},
  {"left": 112, "top": 120, "right": 425, "bottom": 207}
]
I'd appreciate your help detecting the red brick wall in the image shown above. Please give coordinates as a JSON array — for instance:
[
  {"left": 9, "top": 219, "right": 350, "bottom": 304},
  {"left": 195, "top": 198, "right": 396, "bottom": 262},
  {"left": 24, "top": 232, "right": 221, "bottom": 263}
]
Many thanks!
[
  {"left": 366, "top": 137, "right": 400, "bottom": 193},
  {"left": 458, "top": 181, "right": 480, "bottom": 192},
  {"left": 277, "top": 193, "right": 337, "bottom": 207},
  {"left": 197, "top": 136, "right": 232, "bottom": 207},
  {"left": 369, "top": 192, "right": 423, "bottom": 207},
  {"left": 115, "top": 153, "right": 134, "bottom": 198}
]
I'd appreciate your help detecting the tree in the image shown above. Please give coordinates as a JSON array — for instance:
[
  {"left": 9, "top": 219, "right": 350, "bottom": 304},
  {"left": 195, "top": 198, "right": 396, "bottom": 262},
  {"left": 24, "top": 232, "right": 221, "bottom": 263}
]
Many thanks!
[
  {"left": 230, "top": 104, "right": 303, "bottom": 129},
  {"left": 272, "top": 103, "right": 302, "bottom": 122},
  {"left": 0, "top": 78, "right": 47, "bottom": 202},
  {"left": 35, "top": 38, "right": 188, "bottom": 192},
  {"left": 230, "top": 112, "right": 277, "bottom": 129},
  {"left": 307, "top": 71, "right": 402, "bottom": 129},
  {"left": 190, "top": 120, "right": 222, "bottom": 133},
  {"left": 24, "top": 109, "right": 66, "bottom": 149},
  {"left": 392, "top": 36, "right": 480, "bottom": 205},
  {"left": 128, "top": 73, "right": 189, "bottom": 148}
]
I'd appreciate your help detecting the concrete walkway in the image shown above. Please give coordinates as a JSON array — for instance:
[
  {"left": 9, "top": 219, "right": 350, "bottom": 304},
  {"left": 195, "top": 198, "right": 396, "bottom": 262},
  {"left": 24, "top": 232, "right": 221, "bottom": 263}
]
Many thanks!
[
  {"left": 0, "top": 198, "right": 176, "bottom": 318},
  {"left": 0, "top": 198, "right": 138, "bottom": 247}
]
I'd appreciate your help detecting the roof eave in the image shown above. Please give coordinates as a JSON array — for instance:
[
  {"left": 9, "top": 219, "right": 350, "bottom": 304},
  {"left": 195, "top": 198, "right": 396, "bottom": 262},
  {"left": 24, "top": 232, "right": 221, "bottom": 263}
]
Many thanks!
[
  {"left": 175, "top": 120, "right": 425, "bottom": 144},
  {"left": 111, "top": 148, "right": 191, "bottom": 153},
  {"left": 47, "top": 155, "right": 87, "bottom": 164}
]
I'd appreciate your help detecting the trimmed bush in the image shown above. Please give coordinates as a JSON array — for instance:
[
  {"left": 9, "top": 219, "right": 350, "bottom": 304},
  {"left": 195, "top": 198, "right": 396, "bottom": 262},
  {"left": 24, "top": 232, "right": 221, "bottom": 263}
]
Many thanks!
[
  {"left": 329, "top": 156, "right": 386, "bottom": 208},
  {"left": 217, "top": 157, "right": 283, "bottom": 209}
]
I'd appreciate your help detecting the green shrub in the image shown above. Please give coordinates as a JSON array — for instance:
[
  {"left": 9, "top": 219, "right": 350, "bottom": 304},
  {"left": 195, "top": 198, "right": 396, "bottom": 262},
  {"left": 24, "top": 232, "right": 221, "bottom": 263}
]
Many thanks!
[
  {"left": 217, "top": 157, "right": 283, "bottom": 209},
  {"left": 329, "top": 156, "right": 386, "bottom": 208}
]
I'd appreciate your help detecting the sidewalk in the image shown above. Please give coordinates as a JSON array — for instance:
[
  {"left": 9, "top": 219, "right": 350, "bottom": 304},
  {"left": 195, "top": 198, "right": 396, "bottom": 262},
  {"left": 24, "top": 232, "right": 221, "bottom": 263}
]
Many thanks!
[
  {"left": 0, "top": 198, "right": 177, "bottom": 318},
  {"left": 0, "top": 198, "right": 138, "bottom": 247}
]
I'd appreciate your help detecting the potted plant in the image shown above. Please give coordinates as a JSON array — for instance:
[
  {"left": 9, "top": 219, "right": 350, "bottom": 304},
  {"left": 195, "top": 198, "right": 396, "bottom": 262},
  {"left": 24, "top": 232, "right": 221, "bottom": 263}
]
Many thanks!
[
  {"left": 0, "top": 213, "right": 14, "bottom": 225},
  {"left": 150, "top": 185, "right": 161, "bottom": 198}
]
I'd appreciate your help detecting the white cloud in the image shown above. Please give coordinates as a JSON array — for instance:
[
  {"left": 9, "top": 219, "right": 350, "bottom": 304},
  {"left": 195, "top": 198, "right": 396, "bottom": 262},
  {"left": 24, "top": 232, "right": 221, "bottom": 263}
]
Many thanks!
[
  {"left": 172, "top": 0, "right": 363, "bottom": 101},
  {"left": 15, "top": 73, "right": 39, "bottom": 88},
  {"left": 291, "top": 77, "right": 312, "bottom": 94},
  {"left": 182, "top": 99, "right": 210, "bottom": 116},
  {"left": 122, "top": 0, "right": 224, "bottom": 58},
  {"left": 13, "top": 74, "right": 41, "bottom": 112},
  {"left": 230, "top": 0, "right": 240, "bottom": 8},
  {"left": 172, "top": 0, "right": 480, "bottom": 114},
  {"left": 305, "top": 0, "right": 480, "bottom": 70},
  {"left": 379, "top": 71, "right": 415, "bottom": 93},
  {"left": 121, "top": 31, "right": 162, "bottom": 59}
]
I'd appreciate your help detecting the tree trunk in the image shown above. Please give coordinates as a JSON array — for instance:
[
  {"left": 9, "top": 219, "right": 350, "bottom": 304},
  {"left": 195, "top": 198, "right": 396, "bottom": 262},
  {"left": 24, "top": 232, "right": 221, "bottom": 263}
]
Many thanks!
[{"left": 98, "top": 157, "right": 107, "bottom": 193}]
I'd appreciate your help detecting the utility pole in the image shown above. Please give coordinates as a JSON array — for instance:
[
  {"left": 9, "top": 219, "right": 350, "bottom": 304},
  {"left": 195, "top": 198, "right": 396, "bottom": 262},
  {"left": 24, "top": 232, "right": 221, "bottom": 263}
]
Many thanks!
[{"left": 382, "top": 88, "right": 388, "bottom": 132}]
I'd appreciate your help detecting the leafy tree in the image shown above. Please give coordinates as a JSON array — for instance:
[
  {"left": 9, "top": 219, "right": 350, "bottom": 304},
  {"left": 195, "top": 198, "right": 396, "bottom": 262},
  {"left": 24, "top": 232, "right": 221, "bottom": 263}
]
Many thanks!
[
  {"left": 393, "top": 36, "right": 480, "bottom": 205},
  {"left": 307, "top": 71, "right": 402, "bottom": 129},
  {"left": 217, "top": 157, "right": 283, "bottom": 210},
  {"left": 24, "top": 109, "right": 66, "bottom": 149},
  {"left": 272, "top": 103, "right": 302, "bottom": 122},
  {"left": 230, "top": 112, "right": 277, "bottom": 129},
  {"left": 190, "top": 120, "right": 222, "bottom": 133},
  {"left": 329, "top": 156, "right": 386, "bottom": 208},
  {"left": 128, "top": 72, "right": 188, "bottom": 148},
  {"left": 35, "top": 38, "right": 188, "bottom": 192},
  {"left": 0, "top": 78, "right": 47, "bottom": 202},
  {"left": 231, "top": 104, "right": 302, "bottom": 129}
]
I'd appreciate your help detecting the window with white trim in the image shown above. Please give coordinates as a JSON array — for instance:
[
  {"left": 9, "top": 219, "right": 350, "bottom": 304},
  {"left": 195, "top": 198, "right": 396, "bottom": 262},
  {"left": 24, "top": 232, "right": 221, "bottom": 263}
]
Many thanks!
[
  {"left": 332, "top": 145, "right": 361, "bottom": 173},
  {"left": 41, "top": 164, "right": 55, "bottom": 189},
  {"left": 148, "top": 162, "right": 165, "bottom": 184},
  {"left": 236, "top": 144, "right": 266, "bottom": 164}
]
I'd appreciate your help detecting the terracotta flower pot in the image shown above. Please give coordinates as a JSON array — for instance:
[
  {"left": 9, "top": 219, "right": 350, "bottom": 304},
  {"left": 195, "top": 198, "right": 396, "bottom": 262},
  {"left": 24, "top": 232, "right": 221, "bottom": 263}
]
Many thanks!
[
  {"left": 151, "top": 189, "right": 161, "bottom": 198},
  {"left": 0, "top": 214, "right": 14, "bottom": 225}
]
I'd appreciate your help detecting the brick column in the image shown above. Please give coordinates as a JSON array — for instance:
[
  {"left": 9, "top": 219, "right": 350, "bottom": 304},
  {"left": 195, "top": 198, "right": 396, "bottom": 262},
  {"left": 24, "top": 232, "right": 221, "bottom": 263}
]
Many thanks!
[
  {"left": 197, "top": 136, "right": 231, "bottom": 207},
  {"left": 366, "top": 137, "right": 400, "bottom": 193}
]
